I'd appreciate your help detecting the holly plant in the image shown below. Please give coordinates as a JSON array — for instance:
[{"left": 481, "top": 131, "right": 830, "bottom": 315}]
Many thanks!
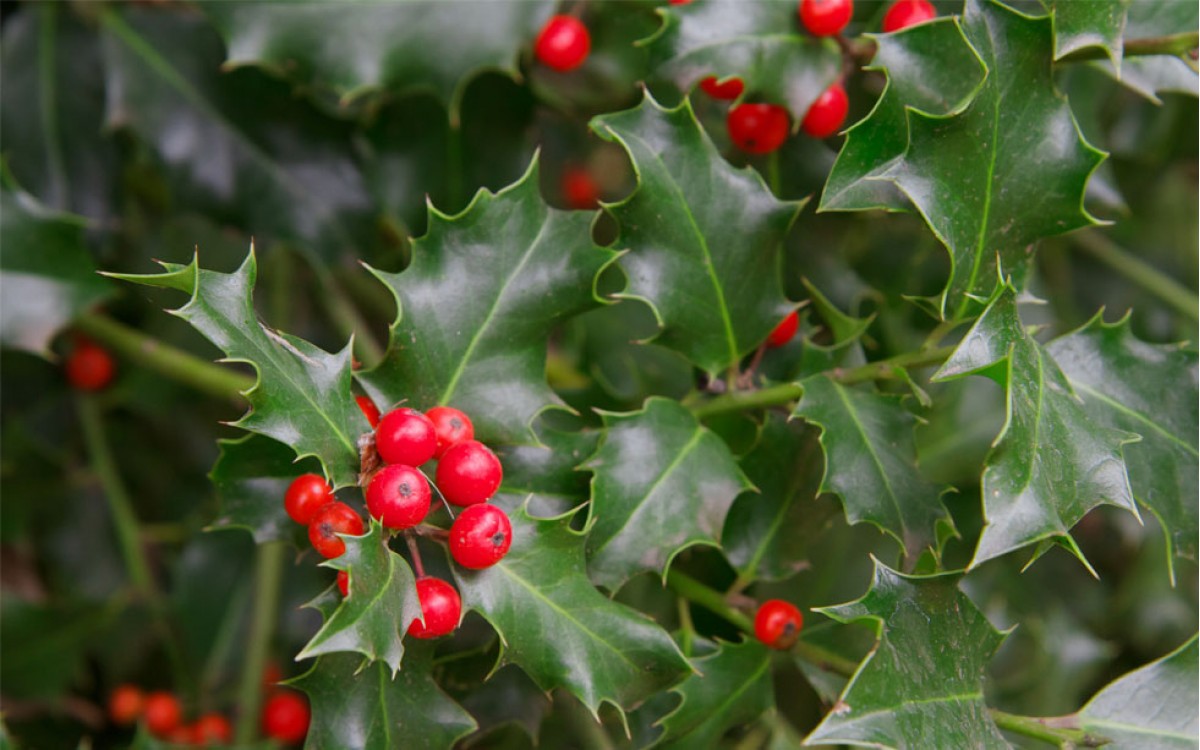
[{"left": 2, "top": 1, "right": 1198, "bottom": 749}]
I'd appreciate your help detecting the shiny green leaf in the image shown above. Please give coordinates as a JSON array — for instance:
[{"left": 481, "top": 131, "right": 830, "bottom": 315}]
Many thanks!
[
  {"left": 209, "top": 434, "right": 319, "bottom": 545},
  {"left": 1098, "top": 56, "right": 1199, "bottom": 105},
  {"left": 493, "top": 426, "right": 599, "bottom": 518},
  {"left": 1050, "top": 0, "right": 1129, "bottom": 69}
]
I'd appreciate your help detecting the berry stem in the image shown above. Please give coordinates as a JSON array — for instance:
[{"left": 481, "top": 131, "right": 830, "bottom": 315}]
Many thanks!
[
  {"left": 988, "top": 710, "right": 1110, "bottom": 748},
  {"left": 676, "top": 598, "right": 695, "bottom": 658},
  {"left": 234, "top": 540, "right": 286, "bottom": 744},
  {"left": 1071, "top": 230, "right": 1199, "bottom": 322},
  {"left": 418, "top": 468, "right": 456, "bottom": 520},
  {"left": 405, "top": 532, "right": 427, "bottom": 579},
  {"left": 413, "top": 524, "right": 450, "bottom": 542},
  {"left": 665, "top": 569, "right": 753, "bottom": 633}
]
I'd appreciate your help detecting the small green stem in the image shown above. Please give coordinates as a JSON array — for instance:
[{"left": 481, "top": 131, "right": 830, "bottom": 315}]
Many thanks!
[
  {"left": 666, "top": 569, "right": 754, "bottom": 633},
  {"left": 989, "top": 710, "right": 1109, "bottom": 748},
  {"left": 1059, "top": 30, "right": 1199, "bottom": 62},
  {"left": 677, "top": 598, "right": 695, "bottom": 658},
  {"left": 235, "top": 540, "right": 286, "bottom": 744},
  {"left": 1071, "top": 231, "right": 1199, "bottom": 321},
  {"left": 73, "top": 314, "right": 253, "bottom": 400},
  {"left": 447, "top": 119, "right": 464, "bottom": 212},
  {"left": 690, "top": 383, "right": 804, "bottom": 421},
  {"left": 792, "top": 640, "right": 858, "bottom": 678},
  {"left": 766, "top": 151, "right": 781, "bottom": 197},
  {"left": 831, "top": 344, "right": 957, "bottom": 386}
]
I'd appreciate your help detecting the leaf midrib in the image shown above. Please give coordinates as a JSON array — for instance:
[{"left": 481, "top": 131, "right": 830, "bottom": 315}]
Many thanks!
[
  {"left": 669, "top": 653, "right": 770, "bottom": 743},
  {"left": 955, "top": 86, "right": 1003, "bottom": 318},
  {"left": 828, "top": 380, "right": 908, "bottom": 535}
]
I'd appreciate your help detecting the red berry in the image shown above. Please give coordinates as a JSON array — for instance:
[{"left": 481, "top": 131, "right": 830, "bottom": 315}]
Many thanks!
[
  {"left": 284, "top": 474, "right": 334, "bottom": 526},
  {"left": 766, "top": 310, "right": 800, "bottom": 348},
  {"left": 143, "top": 691, "right": 182, "bottom": 737},
  {"left": 798, "top": 0, "right": 853, "bottom": 37},
  {"left": 108, "top": 684, "right": 144, "bottom": 726},
  {"left": 407, "top": 577, "right": 462, "bottom": 639},
  {"left": 699, "top": 75, "right": 744, "bottom": 100},
  {"left": 562, "top": 167, "right": 600, "bottom": 210},
  {"left": 882, "top": 0, "right": 936, "bottom": 32},
  {"left": 166, "top": 724, "right": 196, "bottom": 744},
  {"left": 449, "top": 504, "right": 513, "bottom": 570},
  {"left": 801, "top": 82, "right": 849, "bottom": 139},
  {"left": 375, "top": 408, "right": 438, "bottom": 467},
  {"left": 366, "top": 464, "right": 431, "bottom": 529},
  {"left": 669, "top": 0, "right": 693, "bottom": 4},
  {"left": 194, "top": 713, "right": 232, "bottom": 743},
  {"left": 262, "top": 662, "right": 283, "bottom": 688},
  {"left": 754, "top": 599, "right": 804, "bottom": 650},
  {"left": 65, "top": 338, "right": 116, "bottom": 391},
  {"left": 263, "top": 690, "right": 310, "bottom": 744},
  {"left": 535, "top": 15, "right": 590, "bottom": 72},
  {"left": 727, "top": 103, "right": 790, "bottom": 155},
  {"left": 425, "top": 406, "right": 475, "bottom": 459},
  {"left": 356, "top": 395, "right": 381, "bottom": 428},
  {"left": 337, "top": 569, "right": 350, "bottom": 597},
  {"left": 307, "top": 501, "right": 364, "bottom": 559},
  {"left": 436, "top": 440, "right": 503, "bottom": 507}
]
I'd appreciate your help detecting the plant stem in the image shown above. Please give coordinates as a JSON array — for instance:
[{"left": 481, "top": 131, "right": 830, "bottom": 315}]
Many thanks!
[
  {"left": 1059, "top": 30, "right": 1199, "bottom": 62},
  {"left": 831, "top": 344, "right": 957, "bottom": 386},
  {"left": 990, "top": 710, "right": 1109, "bottom": 748},
  {"left": 73, "top": 314, "right": 253, "bottom": 400},
  {"left": 405, "top": 532, "right": 426, "bottom": 579},
  {"left": 1071, "top": 231, "right": 1199, "bottom": 321},
  {"left": 792, "top": 640, "right": 858, "bottom": 678},
  {"left": 234, "top": 540, "right": 286, "bottom": 744},
  {"left": 665, "top": 569, "right": 754, "bottom": 633}
]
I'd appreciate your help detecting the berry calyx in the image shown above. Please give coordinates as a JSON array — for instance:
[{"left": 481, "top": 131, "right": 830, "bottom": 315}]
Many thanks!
[
  {"left": 535, "top": 15, "right": 590, "bottom": 72},
  {"left": 436, "top": 440, "right": 503, "bottom": 506},
  {"left": 425, "top": 406, "right": 475, "bottom": 459},
  {"left": 562, "top": 167, "right": 600, "bottom": 210},
  {"left": 767, "top": 310, "right": 800, "bottom": 348},
  {"left": 449, "top": 504, "right": 513, "bottom": 570},
  {"left": 307, "top": 501, "right": 364, "bottom": 559},
  {"left": 754, "top": 599, "right": 804, "bottom": 650},
  {"left": 108, "top": 684, "right": 144, "bottom": 726},
  {"left": 699, "top": 75, "right": 744, "bottom": 100},
  {"left": 194, "top": 713, "right": 233, "bottom": 743},
  {"left": 366, "top": 464, "right": 431, "bottom": 529},
  {"left": 263, "top": 690, "right": 310, "bottom": 744},
  {"left": 801, "top": 82, "right": 849, "bottom": 139},
  {"left": 284, "top": 474, "right": 334, "bottom": 526},
  {"left": 337, "top": 569, "right": 350, "bottom": 597},
  {"left": 798, "top": 0, "right": 853, "bottom": 37},
  {"left": 375, "top": 408, "right": 438, "bottom": 467},
  {"left": 143, "top": 691, "right": 182, "bottom": 737},
  {"left": 356, "top": 395, "right": 381, "bottom": 427},
  {"left": 727, "top": 103, "right": 790, "bottom": 155},
  {"left": 65, "top": 338, "right": 116, "bottom": 392},
  {"left": 408, "top": 577, "right": 462, "bottom": 639},
  {"left": 882, "top": 0, "right": 936, "bottom": 32}
]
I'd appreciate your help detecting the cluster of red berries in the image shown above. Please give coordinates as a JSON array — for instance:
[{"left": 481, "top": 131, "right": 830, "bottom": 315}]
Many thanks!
[
  {"left": 106, "top": 681, "right": 308, "bottom": 745},
  {"left": 754, "top": 599, "right": 805, "bottom": 650},
  {"left": 64, "top": 335, "right": 116, "bottom": 392}
]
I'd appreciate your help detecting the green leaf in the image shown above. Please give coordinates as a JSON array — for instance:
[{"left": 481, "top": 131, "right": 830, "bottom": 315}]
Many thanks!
[
  {"left": 1045, "top": 315, "right": 1198, "bottom": 571},
  {"left": 806, "top": 561, "right": 1010, "bottom": 749},
  {"left": 0, "top": 186, "right": 111, "bottom": 356},
  {"left": 209, "top": 434, "right": 319, "bottom": 544},
  {"left": 1049, "top": 0, "right": 1129, "bottom": 69},
  {"left": 0, "top": 594, "right": 119, "bottom": 699},
  {"left": 643, "top": 0, "right": 841, "bottom": 121},
  {"left": 359, "top": 156, "right": 617, "bottom": 446},
  {"left": 933, "top": 285, "right": 1138, "bottom": 570},
  {"left": 794, "top": 376, "right": 953, "bottom": 561},
  {"left": 452, "top": 505, "right": 691, "bottom": 720},
  {"left": 1096, "top": 56, "right": 1199, "bottom": 105},
  {"left": 111, "top": 250, "right": 369, "bottom": 488},
  {"left": 583, "top": 397, "right": 753, "bottom": 591},
  {"left": 801, "top": 278, "right": 874, "bottom": 346},
  {"left": 652, "top": 639, "right": 773, "bottom": 749},
  {"left": 294, "top": 647, "right": 477, "bottom": 750},
  {"left": 590, "top": 92, "right": 803, "bottom": 375},
  {"left": 493, "top": 426, "right": 600, "bottom": 518}
]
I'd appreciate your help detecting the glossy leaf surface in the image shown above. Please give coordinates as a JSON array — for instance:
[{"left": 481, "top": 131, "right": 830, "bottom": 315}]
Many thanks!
[
  {"left": 208, "top": 433, "right": 317, "bottom": 544},
  {"left": 653, "top": 639, "right": 773, "bottom": 749}
]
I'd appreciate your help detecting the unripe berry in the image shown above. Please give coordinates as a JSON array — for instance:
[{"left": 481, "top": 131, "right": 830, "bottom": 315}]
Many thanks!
[
  {"left": 307, "top": 501, "right": 364, "bottom": 559},
  {"left": 263, "top": 690, "right": 310, "bottom": 743},
  {"left": 356, "top": 395, "right": 381, "bottom": 427},
  {"left": 65, "top": 338, "right": 116, "bottom": 391},
  {"left": 535, "top": 15, "right": 590, "bottom": 72},
  {"left": 284, "top": 474, "right": 334, "bottom": 525},
  {"left": 798, "top": 0, "right": 853, "bottom": 37},
  {"left": 436, "top": 440, "right": 503, "bottom": 506},
  {"left": 425, "top": 406, "right": 474, "bottom": 459},
  {"left": 882, "top": 0, "right": 936, "bottom": 32},
  {"left": 699, "top": 75, "right": 744, "bottom": 100},
  {"left": 407, "top": 577, "right": 462, "bottom": 639},
  {"left": 727, "top": 103, "right": 790, "bottom": 155},
  {"left": 754, "top": 599, "right": 804, "bottom": 650},
  {"left": 143, "top": 691, "right": 182, "bottom": 737},
  {"left": 767, "top": 310, "right": 800, "bottom": 348},
  {"left": 366, "top": 464, "right": 431, "bottom": 529},
  {"left": 801, "top": 82, "right": 849, "bottom": 139},
  {"left": 375, "top": 408, "right": 438, "bottom": 467},
  {"left": 108, "top": 684, "right": 144, "bottom": 726},
  {"left": 449, "top": 504, "right": 513, "bottom": 569}
]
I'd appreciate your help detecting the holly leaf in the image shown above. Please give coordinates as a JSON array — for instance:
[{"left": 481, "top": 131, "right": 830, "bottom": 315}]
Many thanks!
[
  {"left": 583, "top": 397, "right": 753, "bottom": 591},
  {"left": 493, "top": 426, "right": 600, "bottom": 518},
  {"left": 110, "top": 250, "right": 369, "bottom": 488},
  {"left": 359, "top": 156, "right": 617, "bottom": 446},
  {"left": 590, "top": 92, "right": 802, "bottom": 375},
  {"left": 1098, "top": 57, "right": 1199, "bottom": 105},
  {"left": 294, "top": 647, "right": 476, "bottom": 750},
  {"left": 1045, "top": 315, "right": 1198, "bottom": 572},
  {"left": 806, "top": 561, "right": 1010, "bottom": 748},
  {"left": 209, "top": 434, "right": 320, "bottom": 544},
  {"left": 793, "top": 375, "right": 954, "bottom": 561},
  {"left": 1078, "top": 635, "right": 1199, "bottom": 749},
  {"left": 452, "top": 505, "right": 691, "bottom": 720},
  {"left": 932, "top": 285, "right": 1138, "bottom": 570},
  {"left": 643, "top": 0, "right": 841, "bottom": 122},
  {"left": 0, "top": 186, "right": 111, "bottom": 356},
  {"left": 1049, "top": 0, "right": 1129, "bottom": 69}
]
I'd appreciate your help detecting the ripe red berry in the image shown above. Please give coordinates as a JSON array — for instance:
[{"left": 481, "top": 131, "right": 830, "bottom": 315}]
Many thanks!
[
  {"left": 108, "top": 684, "right": 144, "bottom": 726},
  {"left": 375, "top": 408, "right": 438, "bottom": 467},
  {"left": 407, "top": 577, "right": 462, "bottom": 639},
  {"left": 263, "top": 690, "right": 310, "bottom": 744},
  {"left": 194, "top": 713, "right": 233, "bottom": 743},
  {"left": 699, "top": 75, "right": 744, "bottom": 100},
  {"left": 801, "top": 82, "right": 849, "bottom": 139},
  {"left": 436, "top": 440, "right": 503, "bottom": 506},
  {"left": 798, "top": 0, "right": 853, "bottom": 37},
  {"left": 727, "top": 103, "right": 790, "bottom": 155},
  {"left": 356, "top": 395, "right": 381, "bottom": 428},
  {"left": 535, "top": 15, "right": 590, "bottom": 72},
  {"left": 562, "top": 167, "right": 600, "bottom": 210},
  {"left": 307, "top": 501, "right": 364, "bottom": 559},
  {"left": 65, "top": 338, "right": 116, "bottom": 391},
  {"left": 337, "top": 569, "right": 350, "bottom": 597},
  {"left": 143, "top": 691, "right": 182, "bottom": 737},
  {"left": 882, "top": 0, "right": 936, "bottom": 32},
  {"left": 669, "top": 0, "right": 693, "bottom": 4},
  {"left": 284, "top": 474, "right": 334, "bottom": 526},
  {"left": 366, "top": 464, "right": 431, "bottom": 529},
  {"left": 425, "top": 406, "right": 475, "bottom": 459},
  {"left": 449, "top": 504, "right": 513, "bottom": 570},
  {"left": 754, "top": 599, "right": 804, "bottom": 650},
  {"left": 767, "top": 310, "right": 800, "bottom": 348}
]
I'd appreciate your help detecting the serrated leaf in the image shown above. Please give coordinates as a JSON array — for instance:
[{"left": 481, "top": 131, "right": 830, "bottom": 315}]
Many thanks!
[
  {"left": 359, "top": 156, "right": 616, "bottom": 446},
  {"left": 493, "top": 426, "right": 599, "bottom": 518},
  {"left": 453, "top": 505, "right": 691, "bottom": 720},
  {"left": 1050, "top": 0, "right": 1129, "bottom": 69},
  {"left": 591, "top": 92, "right": 802, "bottom": 375},
  {"left": 806, "top": 561, "right": 1010, "bottom": 749},
  {"left": 0, "top": 186, "right": 111, "bottom": 356},
  {"left": 112, "top": 250, "right": 368, "bottom": 488},
  {"left": 294, "top": 647, "right": 476, "bottom": 750},
  {"left": 1078, "top": 635, "right": 1199, "bottom": 749},
  {"left": 933, "top": 285, "right": 1138, "bottom": 569},
  {"left": 1096, "top": 56, "right": 1199, "bottom": 105},
  {"left": 1045, "top": 315, "right": 1198, "bottom": 570},
  {"left": 801, "top": 278, "right": 874, "bottom": 346},
  {"left": 457, "top": 665, "right": 552, "bottom": 743},
  {"left": 584, "top": 397, "right": 752, "bottom": 591},
  {"left": 643, "top": 0, "right": 841, "bottom": 121},
  {"left": 209, "top": 434, "right": 320, "bottom": 544}
]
